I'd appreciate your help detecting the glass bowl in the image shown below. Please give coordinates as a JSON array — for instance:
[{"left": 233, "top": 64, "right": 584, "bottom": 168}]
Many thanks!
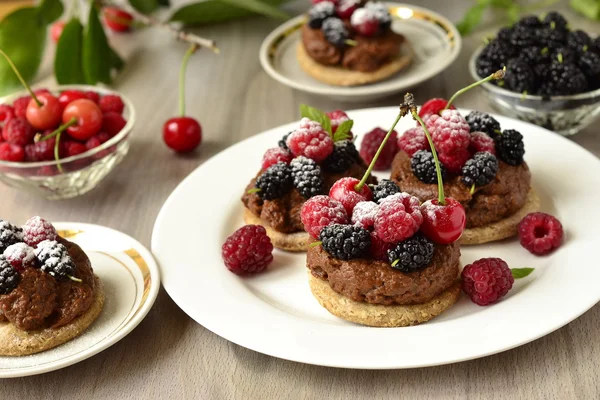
[
  {"left": 0, "top": 85, "right": 135, "bottom": 200},
  {"left": 469, "top": 46, "right": 600, "bottom": 136}
]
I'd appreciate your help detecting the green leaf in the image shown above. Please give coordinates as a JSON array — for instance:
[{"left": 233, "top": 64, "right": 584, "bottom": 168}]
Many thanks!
[
  {"left": 489, "top": 0, "right": 514, "bottom": 8},
  {"left": 109, "top": 47, "right": 125, "bottom": 71},
  {"left": 82, "top": 5, "right": 111, "bottom": 84},
  {"left": 570, "top": 0, "right": 600, "bottom": 20},
  {"left": 300, "top": 104, "right": 332, "bottom": 135},
  {"left": 128, "top": 0, "right": 160, "bottom": 15},
  {"left": 511, "top": 268, "right": 534, "bottom": 279},
  {"left": 217, "top": 0, "right": 289, "bottom": 20},
  {"left": 36, "top": 0, "right": 64, "bottom": 24},
  {"left": 169, "top": 0, "right": 288, "bottom": 25},
  {"left": 333, "top": 119, "right": 354, "bottom": 142},
  {"left": 456, "top": 3, "right": 488, "bottom": 36},
  {"left": 0, "top": 8, "right": 47, "bottom": 96},
  {"left": 55, "top": 18, "right": 85, "bottom": 84},
  {"left": 506, "top": 4, "right": 521, "bottom": 23},
  {"left": 157, "top": 0, "right": 170, "bottom": 6}
]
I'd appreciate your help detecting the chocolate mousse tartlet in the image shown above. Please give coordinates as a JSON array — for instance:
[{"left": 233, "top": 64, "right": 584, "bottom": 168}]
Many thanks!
[
  {"left": 0, "top": 217, "right": 104, "bottom": 356},
  {"left": 297, "top": 1, "right": 412, "bottom": 86},
  {"left": 242, "top": 107, "right": 375, "bottom": 251}
]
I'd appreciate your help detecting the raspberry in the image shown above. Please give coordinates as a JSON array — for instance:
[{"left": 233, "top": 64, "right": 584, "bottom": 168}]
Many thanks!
[
  {"left": 64, "top": 140, "right": 88, "bottom": 157},
  {"left": 319, "top": 224, "right": 370, "bottom": 260},
  {"left": 411, "top": 150, "right": 446, "bottom": 184},
  {"left": 462, "top": 152, "right": 498, "bottom": 187},
  {"left": 494, "top": 129, "right": 525, "bottom": 166},
  {"left": 308, "top": 1, "right": 336, "bottom": 29},
  {"left": 438, "top": 148, "right": 471, "bottom": 174},
  {"left": 374, "top": 192, "right": 423, "bottom": 243},
  {"left": 0, "top": 220, "right": 23, "bottom": 253},
  {"left": 369, "top": 232, "right": 394, "bottom": 261},
  {"left": 300, "top": 195, "right": 348, "bottom": 239},
  {"left": 350, "top": 8, "right": 379, "bottom": 37},
  {"left": 2, "top": 117, "right": 34, "bottom": 146},
  {"left": 0, "top": 256, "right": 19, "bottom": 294},
  {"left": 102, "top": 112, "right": 127, "bottom": 137},
  {"left": 462, "top": 258, "right": 514, "bottom": 306},
  {"left": 426, "top": 109, "right": 470, "bottom": 156},
  {"left": 99, "top": 95, "right": 124, "bottom": 114},
  {"left": 398, "top": 127, "right": 428, "bottom": 157},
  {"left": 335, "top": 0, "right": 360, "bottom": 20},
  {"left": 322, "top": 17, "right": 348, "bottom": 48},
  {"left": 0, "top": 142, "right": 25, "bottom": 162},
  {"left": 518, "top": 212, "right": 563, "bottom": 255},
  {"left": 469, "top": 131, "right": 496, "bottom": 155},
  {"left": 290, "top": 156, "right": 325, "bottom": 198},
  {"left": 364, "top": 1, "right": 391, "bottom": 30},
  {"left": 0, "top": 105, "right": 14, "bottom": 123},
  {"left": 25, "top": 135, "right": 57, "bottom": 161},
  {"left": 13, "top": 96, "right": 30, "bottom": 118},
  {"left": 3, "top": 243, "right": 35, "bottom": 272},
  {"left": 286, "top": 118, "right": 334, "bottom": 162},
  {"left": 84, "top": 91, "right": 100, "bottom": 104},
  {"left": 329, "top": 177, "right": 373, "bottom": 215},
  {"left": 221, "top": 225, "right": 273, "bottom": 275},
  {"left": 387, "top": 234, "right": 434, "bottom": 272},
  {"left": 359, "top": 127, "right": 398, "bottom": 170},
  {"left": 255, "top": 162, "right": 293, "bottom": 200},
  {"left": 22, "top": 216, "right": 58, "bottom": 247},
  {"left": 327, "top": 110, "right": 350, "bottom": 133},
  {"left": 86, "top": 136, "right": 102, "bottom": 150},
  {"left": 350, "top": 201, "right": 378, "bottom": 230},
  {"left": 418, "top": 98, "right": 455, "bottom": 120},
  {"left": 34, "top": 240, "right": 76, "bottom": 281},
  {"left": 261, "top": 147, "right": 293, "bottom": 170},
  {"left": 370, "top": 179, "right": 400, "bottom": 203},
  {"left": 322, "top": 140, "right": 358, "bottom": 172}
]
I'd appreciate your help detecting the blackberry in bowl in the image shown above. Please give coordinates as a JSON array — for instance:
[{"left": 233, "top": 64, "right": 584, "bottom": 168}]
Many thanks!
[{"left": 469, "top": 12, "right": 600, "bottom": 136}]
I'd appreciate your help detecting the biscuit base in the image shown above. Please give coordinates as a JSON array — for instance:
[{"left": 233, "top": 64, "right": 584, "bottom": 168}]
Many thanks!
[
  {"left": 0, "top": 276, "right": 105, "bottom": 356},
  {"left": 460, "top": 189, "right": 541, "bottom": 245},
  {"left": 243, "top": 208, "right": 312, "bottom": 252},
  {"left": 309, "top": 273, "right": 460, "bottom": 327},
  {"left": 296, "top": 42, "right": 413, "bottom": 87}
]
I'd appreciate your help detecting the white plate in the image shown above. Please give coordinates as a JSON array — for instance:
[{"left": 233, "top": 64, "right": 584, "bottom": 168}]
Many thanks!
[
  {"left": 259, "top": 4, "right": 461, "bottom": 102},
  {"left": 0, "top": 223, "right": 160, "bottom": 378},
  {"left": 152, "top": 107, "right": 600, "bottom": 369}
]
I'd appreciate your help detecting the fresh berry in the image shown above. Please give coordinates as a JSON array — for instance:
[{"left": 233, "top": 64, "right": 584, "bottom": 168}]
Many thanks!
[
  {"left": 319, "top": 224, "right": 370, "bottom": 260},
  {"left": 0, "top": 142, "right": 25, "bottom": 162},
  {"left": 102, "top": 112, "right": 127, "bottom": 137},
  {"left": 398, "top": 127, "right": 428, "bottom": 157},
  {"left": 515, "top": 15, "right": 542, "bottom": 28},
  {"left": 99, "top": 94, "right": 125, "bottom": 114},
  {"left": 387, "top": 234, "right": 434, "bottom": 272},
  {"left": 22, "top": 216, "right": 57, "bottom": 247},
  {"left": 322, "top": 140, "right": 358, "bottom": 172},
  {"left": 255, "top": 162, "right": 293, "bottom": 200},
  {"left": 103, "top": 7, "right": 134, "bottom": 32},
  {"left": 350, "top": 8, "right": 380, "bottom": 37},
  {"left": 469, "top": 131, "right": 496, "bottom": 155},
  {"left": 518, "top": 212, "right": 563, "bottom": 255},
  {"left": 286, "top": 118, "right": 333, "bottom": 162},
  {"left": 34, "top": 240, "right": 76, "bottom": 281},
  {"left": 63, "top": 99, "right": 103, "bottom": 140},
  {"left": 505, "top": 58, "right": 537, "bottom": 93},
  {"left": 163, "top": 117, "right": 202, "bottom": 153},
  {"left": 359, "top": 127, "right": 398, "bottom": 170},
  {"left": 51, "top": 21, "right": 66, "bottom": 43},
  {"left": 351, "top": 201, "right": 378, "bottom": 230},
  {"left": 3, "top": 243, "right": 35, "bottom": 272},
  {"left": 548, "top": 62, "right": 588, "bottom": 95},
  {"left": 261, "top": 147, "right": 293, "bottom": 170},
  {"left": 0, "top": 220, "right": 23, "bottom": 253},
  {"left": 290, "top": 156, "right": 325, "bottom": 198},
  {"left": 426, "top": 109, "right": 470, "bottom": 156},
  {"left": 420, "top": 198, "right": 466, "bottom": 244},
  {"left": 0, "top": 105, "right": 15, "bottom": 123},
  {"left": 326, "top": 110, "right": 349, "bottom": 134},
  {"left": 517, "top": 46, "right": 551, "bottom": 66},
  {"left": 13, "top": 96, "right": 30, "bottom": 118},
  {"left": 438, "top": 148, "right": 471, "bottom": 174},
  {"left": 364, "top": 2, "right": 392, "bottom": 31},
  {"left": 96, "top": 132, "right": 111, "bottom": 143},
  {"left": 578, "top": 51, "right": 600, "bottom": 78},
  {"left": 0, "top": 256, "right": 19, "bottom": 294},
  {"left": 411, "top": 150, "right": 446, "bottom": 184},
  {"left": 478, "top": 40, "right": 516, "bottom": 73},
  {"left": 462, "top": 258, "right": 514, "bottom": 306},
  {"left": 494, "top": 129, "right": 525, "bottom": 166},
  {"left": 510, "top": 24, "right": 537, "bottom": 48},
  {"left": 551, "top": 46, "right": 576, "bottom": 64},
  {"left": 370, "top": 179, "right": 400, "bottom": 203},
  {"left": 335, "top": 0, "right": 360, "bottom": 20},
  {"left": 374, "top": 192, "right": 423, "bottom": 243},
  {"left": 567, "top": 30, "right": 591, "bottom": 54},
  {"left": 58, "top": 90, "right": 87, "bottom": 110},
  {"left": 64, "top": 140, "right": 88, "bottom": 156},
  {"left": 300, "top": 195, "right": 348, "bottom": 239},
  {"left": 418, "top": 98, "right": 455, "bottom": 120},
  {"left": 25, "top": 136, "right": 56, "bottom": 162},
  {"left": 84, "top": 91, "right": 100, "bottom": 104},
  {"left": 278, "top": 132, "right": 291, "bottom": 151},
  {"left": 465, "top": 111, "right": 501, "bottom": 138},
  {"left": 462, "top": 152, "right": 498, "bottom": 187},
  {"left": 543, "top": 11, "right": 568, "bottom": 31},
  {"left": 322, "top": 17, "right": 348, "bottom": 48},
  {"left": 26, "top": 93, "right": 62, "bottom": 130},
  {"left": 2, "top": 117, "right": 34, "bottom": 146},
  {"left": 369, "top": 232, "right": 394, "bottom": 261},
  {"left": 221, "top": 225, "right": 273, "bottom": 275},
  {"left": 329, "top": 177, "right": 373, "bottom": 215},
  {"left": 475, "top": 57, "right": 497, "bottom": 79},
  {"left": 308, "top": 1, "right": 336, "bottom": 29}
]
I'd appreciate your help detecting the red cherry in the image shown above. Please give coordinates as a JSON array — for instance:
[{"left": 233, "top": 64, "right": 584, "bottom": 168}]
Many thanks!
[
  {"left": 51, "top": 21, "right": 66, "bottom": 43},
  {"left": 58, "top": 90, "right": 87, "bottom": 110},
  {"left": 0, "top": 142, "right": 25, "bottom": 162},
  {"left": 101, "top": 112, "right": 127, "bottom": 137},
  {"left": 418, "top": 98, "right": 456, "bottom": 120},
  {"left": 25, "top": 93, "right": 62, "bottom": 130},
  {"left": 420, "top": 198, "right": 466, "bottom": 244},
  {"left": 329, "top": 177, "right": 373, "bottom": 215},
  {"left": 0, "top": 105, "right": 15, "bottom": 123},
  {"left": 84, "top": 91, "right": 100, "bottom": 104},
  {"left": 62, "top": 99, "right": 103, "bottom": 141},
  {"left": 163, "top": 117, "right": 202, "bottom": 153},
  {"left": 103, "top": 7, "right": 134, "bottom": 32}
]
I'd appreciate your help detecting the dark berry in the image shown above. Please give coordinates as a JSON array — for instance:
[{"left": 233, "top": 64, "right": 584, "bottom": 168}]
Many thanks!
[
  {"left": 496, "top": 27, "right": 512, "bottom": 43},
  {"left": 255, "top": 162, "right": 293, "bottom": 200},
  {"left": 548, "top": 62, "right": 588, "bottom": 95},
  {"left": 480, "top": 40, "right": 515, "bottom": 69},
  {"left": 543, "top": 12, "right": 568, "bottom": 31},
  {"left": 369, "top": 179, "right": 400, "bottom": 203},
  {"left": 34, "top": 240, "right": 76, "bottom": 281},
  {"left": 319, "top": 223, "right": 370, "bottom": 260},
  {"left": 494, "top": 129, "right": 525, "bottom": 166},
  {"left": 387, "top": 234, "right": 434, "bottom": 273},
  {"left": 505, "top": 58, "right": 537, "bottom": 93},
  {"left": 516, "top": 15, "right": 542, "bottom": 29},
  {"left": 411, "top": 150, "right": 445, "bottom": 184},
  {"left": 593, "top": 36, "right": 600, "bottom": 54},
  {"left": 537, "top": 27, "right": 567, "bottom": 49},
  {"left": 465, "top": 111, "right": 501, "bottom": 138},
  {"left": 0, "top": 256, "right": 19, "bottom": 294},
  {"left": 462, "top": 152, "right": 499, "bottom": 187},
  {"left": 518, "top": 46, "right": 550, "bottom": 65},
  {"left": 221, "top": 225, "right": 273, "bottom": 275},
  {"left": 0, "top": 220, "right": 22, "bottom": 253},
  {"left": 322, "top": 17, "right": 348, "bottom": 48},
  {"left": 518, "top": 212, "right": 563, "bottom": 255},
  {"left": 551, "top": 46, "right": 576, "bottom": 64},
  {"left": 308, "top": 1, "right": 336, "bottom": 29},
  {"left": 290, "top": 156, "right": 325, "bottom": 199},
  {"left": 476, "top": 57, "right": 496, "bottom": 78},
  {"left": 278, "top": 132, "right": 291, "bottom": 151},
  {"left": 510, "top": 25, "right": 537, "bottom": 48},
  {"left": 322, "top": 141, "right": 358, "bottom": 172},
  {"left": 566, "top": 30, "right": 591, "bottom": 54},
  {"left": 578, "top": 51, "right": 600, "bottom": 79}
]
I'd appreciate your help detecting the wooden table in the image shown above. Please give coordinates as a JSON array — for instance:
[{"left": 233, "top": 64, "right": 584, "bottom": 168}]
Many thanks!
[{"left": 2, "top": 1, "right": 600, "bottom": 398}]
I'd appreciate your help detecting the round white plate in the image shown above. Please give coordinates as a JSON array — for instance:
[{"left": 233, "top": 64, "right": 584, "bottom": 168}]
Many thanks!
[
  {"left": 259, "top": 4, "right": 461, "bottom": 102},
  {"left": 152, "top": 107, "right": 600, "bottom": 369},
  {"left": 0, "top": 223, "right": 160, "bottom": 378}
]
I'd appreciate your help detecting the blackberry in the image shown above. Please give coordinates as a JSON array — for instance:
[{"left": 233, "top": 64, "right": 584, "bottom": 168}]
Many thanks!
[
  {"left": 505, "top": 58, "right": 537, "bottom": 93},
  {"left": 34, "top": 240, "right": 76, "bottom": 281},
  {"left": 536, "top": 27, "right": 567, "bottom": 49},
  {"left": 370, "top": 179, "right": 400, "bottom": 203},
  {"left": 578, "top": 51, "right": 600, "bottom": 79},
  {"left": 387, "top": 234, "right": 434, "bottom": 273},
  {"left": 0, "top": 256, "right": 19, "bottom": 294},
  {"left": 548, "top": 62, "right": 588, "bottom": 95},
  {"left": 322, "top": 17, "right": 348, "bottom": 48},
  {"left": 465, "top": 111, "right": 501, "bottom": 138},
  {"left": 319, "top": 224, "right": 370, "bottom": 260},
  {"left": 411, "top": 150, "right": 446, "bottom": 184},
  {"left": 510, "top": 25, "right": 538, "bottom": 48},
  {"left": 496, "top": 27, "right": 513, "bottom": 43},
  {"left": 461, "top": 152, "right": 499, "bottom": 187},
  {"left": 543, "top": 11, "right": 568, "bottom": 31},
  {"left": 476, "top": 57, "right": 496, "bottom": 78},
  {"left": 494, "top": 129, "right": 525, "bottom": 166},
  {"left": 290, "top": 156, "right": 324, "bottom": 199},
  {"left": 480, "top": 40, "right": 515, "bottom": 67},
  {"left": 255, "top": 162, "right": 293, "bottom": 200},
  {"left": 516, "top": 15, "right": 542, "bottom": 29},
  {"left": 278, "top": 132, "right": 291, "bottom": 151},
  {"left": 593, "top": 36, "right": 600, "bottom": 54},
  {"left": 308, "top": 2, "right": 335, "bottom": 29},
  {"left": 518, "top": 46, "right": 550, "bottom": 66},
  {"left": 551, "top": 46, "right": 576, "bottom": 64},
  {"left": 566, "top": 30, "right": 592, "bottom": 54},
  {"left": 322, "top": 141, "right": 358, "bottom": 173},
  {"left": 0, "top": 220, "right": 22, "bottom": 253}
]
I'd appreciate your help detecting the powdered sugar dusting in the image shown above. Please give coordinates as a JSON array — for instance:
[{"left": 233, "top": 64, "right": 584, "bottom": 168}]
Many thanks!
[
  {"left": 398, "top": 127, "right": 428, "bottom": 156},
  {"left": 22, "top": 216, "right": 57, "bottom": 247},
  {"left": 3, "top": 243, "right": 35, "bottom": 271},
  {"left": 351, "top": 201, "right": 379, "bottom": 229},
  {"left": 365, "top": 2, "right": 391, "bottom": 23},
  {"left": 311, "top": 1, "right": 335, "bottom": 14},
  {"left": 350, "top": 8, "right": 375, "bottom": 26}
]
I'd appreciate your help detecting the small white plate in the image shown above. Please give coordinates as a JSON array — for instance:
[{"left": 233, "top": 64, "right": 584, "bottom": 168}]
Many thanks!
[
  {"left": 153, "top": 107, "right": 600, "bottom": 369},
  {"left": 0, "top": 223, "right": 160, "bottom": 378},
  {"left": 259, "top": 4, "right": 461, "bottom": 102}
]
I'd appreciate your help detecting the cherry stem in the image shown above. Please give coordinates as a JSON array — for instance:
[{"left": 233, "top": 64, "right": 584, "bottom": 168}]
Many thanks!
[
  {"left": 39, "top": 118, "right": 77, "bottom": 141},
  {"left": 54, "top": 131, "right": 64, "bottom": 174},
  {"left": 68, "top": 275, "right": 82, "bottom": 283},
  {"left": 443, "top": 68, "right": 506, "bottom": 111},
  {"left": 412, "top": 110, "right": 445, "bottom": 205},
  {"left": 0, "top": 48, "right": 42, "bottom": 107},
  {"left": 179, "top": 44, "right": 198, "bottom": 117}
]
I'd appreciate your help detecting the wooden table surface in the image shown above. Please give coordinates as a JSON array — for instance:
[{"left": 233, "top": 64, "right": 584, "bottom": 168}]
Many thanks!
[{"left": 2, "top": 0, "right": 600, "bottom": 398}]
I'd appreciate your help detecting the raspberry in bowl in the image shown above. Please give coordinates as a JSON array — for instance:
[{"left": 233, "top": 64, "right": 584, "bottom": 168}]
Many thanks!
[{"left": 0, "top": 85, "right": 135, "bottom": 200}]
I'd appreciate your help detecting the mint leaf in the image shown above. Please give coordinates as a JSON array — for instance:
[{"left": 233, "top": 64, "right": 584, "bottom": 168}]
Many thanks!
[
  {"left": 83, "top": 5, "right": 111, "bottom": 84},
  {"left": 333, "top": 119, "right": 353, "bottom": 142},
  {"left": 169, "top": 0, "right": 289, "bottom": 25},
  {"left": 218, "top": 0, "right": 289, "bottom": 20},
  {"left": 37, "top": 0, "right": 64, "bottom": 24},
  {"left": 511, "top": 267, "right": 534, "bottom": 279},
  {"left": 55, "top": 18, "right": 85, "bottom": 84},
  {"left": 456, "top": 3, "right": 488, "bottom": 35},
  {"left": 300, "top": 104, "right": 332, "bottom": 135},
  {"left": 128, "top": 0, "right": 164, "bottom": 14}
]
